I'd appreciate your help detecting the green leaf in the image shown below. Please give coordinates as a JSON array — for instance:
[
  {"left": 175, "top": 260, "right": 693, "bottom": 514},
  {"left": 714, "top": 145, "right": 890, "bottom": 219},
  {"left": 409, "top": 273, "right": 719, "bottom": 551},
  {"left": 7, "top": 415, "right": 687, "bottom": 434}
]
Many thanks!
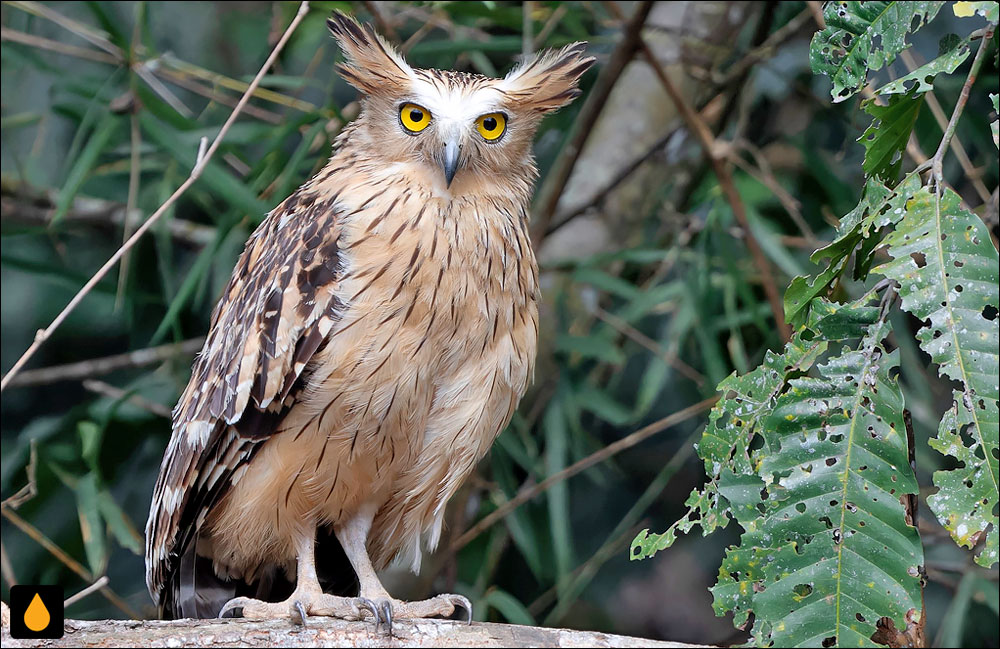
[
  {"left": 76, "top": 472, "right": 108, "bottom": 576},
  {"left": 53, "top": 113, "right": 119, "bottom": 225},
  {"left": 482, "top": 587, "right": 536, "bottom": 626},
  {"left": 954, "top": 1, "right": 1000, "bottom": 22},
  {"left": 810, "top": 1, "right": 945, "bottom": 101},
  {"left": 876, "top": 38, "right": 971, "bottom": 95},
  {"left": 859, "top": 92, "right": 924, "bottom": 182},
  {"left": 97, "top": 490, "right": 143, "bottom": 555},
  {"left": 750, "top": 320, "right": 923, "bottom": 647},
  {"left": 875, "top": 187, "right": 999, "bottom": 567}
]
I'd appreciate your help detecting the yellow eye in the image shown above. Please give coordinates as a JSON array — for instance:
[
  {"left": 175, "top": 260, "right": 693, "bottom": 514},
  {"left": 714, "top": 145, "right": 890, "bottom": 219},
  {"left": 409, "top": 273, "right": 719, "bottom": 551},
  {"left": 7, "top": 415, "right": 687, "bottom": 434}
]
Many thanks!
[
  {"left": 399, "top": 103, "right": 431, "bottom": 133},
  {"left": 476, "top": 113, "right": 506, "bottom": 141}
]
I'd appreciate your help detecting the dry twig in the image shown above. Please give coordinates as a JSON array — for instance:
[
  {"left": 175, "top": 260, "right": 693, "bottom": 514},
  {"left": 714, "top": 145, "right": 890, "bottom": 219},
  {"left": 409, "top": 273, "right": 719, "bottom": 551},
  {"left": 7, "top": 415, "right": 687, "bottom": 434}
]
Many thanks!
[
  {"left": 449, "top": 396, "right": 717, "bottom": 553},
  {"left": 0, "top": 1, "right": 312, "bottom": 392}
]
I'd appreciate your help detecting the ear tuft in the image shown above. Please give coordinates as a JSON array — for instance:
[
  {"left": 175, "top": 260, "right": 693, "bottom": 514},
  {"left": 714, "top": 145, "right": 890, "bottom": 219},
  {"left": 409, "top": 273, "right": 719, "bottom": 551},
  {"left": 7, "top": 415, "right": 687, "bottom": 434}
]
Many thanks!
[
  {"left": 327, "top": 11, "right": 413, "bottom": 94},
  {"left": 499, "top": 42, "right": 595, "bottom": 113}
]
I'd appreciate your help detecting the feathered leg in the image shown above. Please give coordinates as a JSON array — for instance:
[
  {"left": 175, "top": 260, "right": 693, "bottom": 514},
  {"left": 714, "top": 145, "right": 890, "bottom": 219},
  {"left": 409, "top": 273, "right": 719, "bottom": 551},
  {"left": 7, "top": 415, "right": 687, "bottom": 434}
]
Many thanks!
[
  {"left": 218, "top": 524, "right": 378, "bottom": 624},
  {"left": 335, "top": 503, "right": 472, "bottom": 635}
]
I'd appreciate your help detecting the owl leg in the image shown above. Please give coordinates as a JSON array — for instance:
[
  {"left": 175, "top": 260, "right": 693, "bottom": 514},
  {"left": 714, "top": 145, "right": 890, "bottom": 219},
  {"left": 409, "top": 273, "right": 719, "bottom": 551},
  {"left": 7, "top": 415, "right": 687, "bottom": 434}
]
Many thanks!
[
  {"left": 218, "top": 529, "right": 380, "bottom": 624},
  {"left": 335, "top": 504, "right": 472, "bottom": 635}
]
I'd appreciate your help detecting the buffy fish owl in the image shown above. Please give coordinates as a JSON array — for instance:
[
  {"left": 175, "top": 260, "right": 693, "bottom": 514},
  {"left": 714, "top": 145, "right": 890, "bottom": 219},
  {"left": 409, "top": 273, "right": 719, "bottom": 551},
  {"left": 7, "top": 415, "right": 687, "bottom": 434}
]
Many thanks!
[{"left": 145, "top": 10, "right": 593, "bottom": 628}]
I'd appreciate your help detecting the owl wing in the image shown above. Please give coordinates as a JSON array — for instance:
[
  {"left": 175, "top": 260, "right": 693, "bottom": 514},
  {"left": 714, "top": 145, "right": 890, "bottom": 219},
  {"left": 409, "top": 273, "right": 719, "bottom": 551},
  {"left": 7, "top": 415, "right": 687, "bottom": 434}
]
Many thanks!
[{"left": 145, "top": 188, "right": 344, "bottom": 611}]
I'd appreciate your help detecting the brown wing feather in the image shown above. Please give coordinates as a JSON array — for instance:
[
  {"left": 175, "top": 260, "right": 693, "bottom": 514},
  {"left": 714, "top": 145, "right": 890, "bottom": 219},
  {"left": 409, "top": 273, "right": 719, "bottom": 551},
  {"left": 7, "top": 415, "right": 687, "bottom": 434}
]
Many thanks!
[{"left": 145, "top": 186, "right": 344, "bottom": 610}]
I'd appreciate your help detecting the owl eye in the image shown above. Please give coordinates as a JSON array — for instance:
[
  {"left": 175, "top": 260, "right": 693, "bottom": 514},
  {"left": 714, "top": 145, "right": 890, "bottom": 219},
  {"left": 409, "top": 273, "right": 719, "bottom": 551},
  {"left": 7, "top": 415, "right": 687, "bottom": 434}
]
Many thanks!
[
  {"left": 399, "top": 103, "right": 431, "bottom": 133},
  {"left": 476, "top": 112, "right": 506, "bottom": 141}
]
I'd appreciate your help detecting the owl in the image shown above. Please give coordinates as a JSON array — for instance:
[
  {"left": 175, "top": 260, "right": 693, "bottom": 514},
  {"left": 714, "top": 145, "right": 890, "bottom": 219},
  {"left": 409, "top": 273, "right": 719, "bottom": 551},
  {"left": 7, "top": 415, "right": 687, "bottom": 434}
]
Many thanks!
[{"left": 145, "top": 11, "right": 593, "bottom": 629}]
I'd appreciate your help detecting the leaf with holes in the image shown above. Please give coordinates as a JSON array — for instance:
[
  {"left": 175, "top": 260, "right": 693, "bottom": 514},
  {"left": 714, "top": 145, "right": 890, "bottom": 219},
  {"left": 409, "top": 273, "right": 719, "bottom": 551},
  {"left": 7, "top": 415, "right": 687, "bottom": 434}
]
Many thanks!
[
  {"left": 860, "top": 92, "right": 924, "bottom": 183},
  {"left": 876, "top": 187, "right": 1000, "bottom": 567},
  {"left": 630, "top": 334, "right": 827, "bottom": 561},
  {"left": 876, "top": 38, "right": 971, "bottom": 95},
  {"left": 810, "top": 1, "right": 945, "bottom": 102},
  {"left": 703, "top": 297, "right": 924, "bottom": 644}
]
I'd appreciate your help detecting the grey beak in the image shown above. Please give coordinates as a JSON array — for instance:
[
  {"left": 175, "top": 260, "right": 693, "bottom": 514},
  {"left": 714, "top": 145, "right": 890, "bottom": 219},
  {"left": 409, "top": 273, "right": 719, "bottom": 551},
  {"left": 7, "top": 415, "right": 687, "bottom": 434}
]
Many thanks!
[{"left": 442, "top": 139, "right": 460, "bottom": 187}]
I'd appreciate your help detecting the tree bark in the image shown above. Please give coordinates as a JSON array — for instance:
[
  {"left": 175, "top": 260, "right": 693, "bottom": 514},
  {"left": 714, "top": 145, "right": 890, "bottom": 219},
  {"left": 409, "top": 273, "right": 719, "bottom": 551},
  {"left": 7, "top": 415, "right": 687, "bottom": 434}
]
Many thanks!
[{"left": 1, "top": 612, "right": 707, "bottom": 648}]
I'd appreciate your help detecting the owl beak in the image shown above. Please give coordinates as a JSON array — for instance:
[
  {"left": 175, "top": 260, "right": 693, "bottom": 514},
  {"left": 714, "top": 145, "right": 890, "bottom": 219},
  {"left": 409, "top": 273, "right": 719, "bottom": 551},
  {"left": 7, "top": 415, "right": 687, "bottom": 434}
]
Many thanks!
[{"left": 441, "top": 139, "right": 461, "bottom": 187}]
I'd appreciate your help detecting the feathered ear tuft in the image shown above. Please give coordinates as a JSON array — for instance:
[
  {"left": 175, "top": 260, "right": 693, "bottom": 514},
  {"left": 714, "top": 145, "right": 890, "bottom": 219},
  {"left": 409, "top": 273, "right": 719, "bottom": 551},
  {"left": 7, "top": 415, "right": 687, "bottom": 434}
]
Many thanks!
[
  {"left": 326, "top": 11, "right": 413, "bottom": 94},
  {"left": 499, "top": 42, "right": 595, "bottom": 113}
]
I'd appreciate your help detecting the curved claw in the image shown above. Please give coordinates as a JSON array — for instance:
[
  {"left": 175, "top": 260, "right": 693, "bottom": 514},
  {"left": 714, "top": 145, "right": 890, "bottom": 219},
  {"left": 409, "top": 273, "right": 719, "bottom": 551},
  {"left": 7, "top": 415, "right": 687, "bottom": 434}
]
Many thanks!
[
  {"left": 353, "top": 597, "right": 381, "bottom": 626},
  {"left": 293, "top": 600, "right": 308, "bottom": 627},
  {"left": 377, "top": 598, "right": 394, "bottom": 636},
  {"left": 449, "top": 594, "right": 473, "bottom": 624},
  {"left": 218, "top": 597, "right": 250, "bottom": 619}
]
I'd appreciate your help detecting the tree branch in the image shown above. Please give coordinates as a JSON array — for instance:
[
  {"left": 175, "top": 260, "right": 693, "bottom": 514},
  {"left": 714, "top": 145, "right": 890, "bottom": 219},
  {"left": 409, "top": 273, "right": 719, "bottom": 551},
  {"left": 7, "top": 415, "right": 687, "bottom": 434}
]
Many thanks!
[{"left": 0, "top": 616, "right": 708, "bottom": 648}]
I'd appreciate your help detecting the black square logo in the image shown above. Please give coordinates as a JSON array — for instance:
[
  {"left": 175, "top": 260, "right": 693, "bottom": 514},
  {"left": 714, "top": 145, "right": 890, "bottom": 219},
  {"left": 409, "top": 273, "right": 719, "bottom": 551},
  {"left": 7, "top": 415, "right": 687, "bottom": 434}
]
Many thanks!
[{"left": 10, "top": 585, "right": 64, "bottom": 639}]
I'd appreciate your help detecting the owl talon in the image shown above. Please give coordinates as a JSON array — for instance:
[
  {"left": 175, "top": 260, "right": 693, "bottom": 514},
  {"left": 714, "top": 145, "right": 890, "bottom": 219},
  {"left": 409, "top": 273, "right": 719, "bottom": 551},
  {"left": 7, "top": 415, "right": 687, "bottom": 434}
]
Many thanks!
[
  {"left": 293, "top": 599, "right": 308, "bottom": 626},
  {"left": 352, "top": 597, "right": 380, "bottom": 625},
  {"left": 450, "top": 594, "right": 473, "bottom": 624},
  {"left": 218, "top": 596, "right": 250, "bottom": 619},
  {"left": 376, "top": 598, "right": 394, "bottom": 635}
]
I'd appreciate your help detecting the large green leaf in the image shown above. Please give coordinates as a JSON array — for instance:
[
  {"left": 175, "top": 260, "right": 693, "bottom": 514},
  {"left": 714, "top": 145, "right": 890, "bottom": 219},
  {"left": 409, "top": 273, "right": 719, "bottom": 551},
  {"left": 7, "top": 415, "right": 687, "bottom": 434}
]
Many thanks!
[
  {"left": 859, "top": 92, "right": 923, "bottom": 182},
  {"left": 706, "top": 304, "right": 924, "bottom": 647},
  {"left": 753, "top": 321, "right": 922, "bottom": 646},
  {"left": 810, "top": 1, "right": 945, "bottom": 101},
  {"left": 631, "top": 334, "right": 828, "bottom": 560},
  {"left": 876, "top": 187, "right": 1000, "bottom": 567}
]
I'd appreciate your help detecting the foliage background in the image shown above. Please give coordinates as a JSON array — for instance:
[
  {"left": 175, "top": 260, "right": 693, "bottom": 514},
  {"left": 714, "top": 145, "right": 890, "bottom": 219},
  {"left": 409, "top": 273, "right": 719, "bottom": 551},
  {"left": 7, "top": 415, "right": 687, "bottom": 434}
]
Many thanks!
[{"left": 1, "top": 1, "right": 997, "bottom": 646}]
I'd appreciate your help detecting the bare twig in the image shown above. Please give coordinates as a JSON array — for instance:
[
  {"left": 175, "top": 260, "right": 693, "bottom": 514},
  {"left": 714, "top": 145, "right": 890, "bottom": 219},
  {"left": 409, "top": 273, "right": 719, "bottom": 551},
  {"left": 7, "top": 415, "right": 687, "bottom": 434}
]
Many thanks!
[
  {"left": 530, "top": 1, "right": 655, "bottom": 244},
  {"left": 593, "top": 306, "right": 705, "bottom": 385},
  {"left": 449, "top": 396, "right": 718, "bottom": 553},
  {"left": 729, "top": 142, "right": 817, "bottom": 244},
  {"left": 928, "top": 26, "right": 996, "bottom": 191},
  {"left": 4, "top": 338, "right": 204, "bottom": 388},
  {"left": 0, "top": 540, "right": 16, "bottom": 587},
  {"left": 0, "top": 185, "right": 215, "bottom": 247},
  {"left": 613, "top": 2, "right": 790, "bottom": 341},
  {"left": 0, "top": 508, "right": 140, "bottom": 619},
  {"left": 711, "top": 7, "right": 814, "bottom": 87},
  {"left": 0, "top": 27, "right": 118, "bottom": 64},
  {"left": 1, "top": 442, "right": 38, "bottom": 510},
  {"left": 5, "top": 1, "right": 123, "bottom": 58},
  {"left": 82, "top": 379, "right": 174, "bottom": 418},
  {"left": 116, "top": 105, "right": 143, "bottom": 308},
  {"left": 64, "top": 576, "right": 110, "bottom": 608},
  {"left": 900, "top": 49, "right": 991, "bottom": 203},
  {"left": 0, "top": 1, "right": 311, "bottom": 393},
  {"left": 363, "top": 0, "right": 400, "bottom": 43}
]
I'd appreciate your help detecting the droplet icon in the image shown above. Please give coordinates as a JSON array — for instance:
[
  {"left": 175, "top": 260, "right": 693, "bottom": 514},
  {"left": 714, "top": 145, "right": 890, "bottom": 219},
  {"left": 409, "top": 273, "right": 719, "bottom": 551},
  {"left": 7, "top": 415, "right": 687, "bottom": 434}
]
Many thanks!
[{"left": 24, "top": 593, "right": 51, "bottom": 632}]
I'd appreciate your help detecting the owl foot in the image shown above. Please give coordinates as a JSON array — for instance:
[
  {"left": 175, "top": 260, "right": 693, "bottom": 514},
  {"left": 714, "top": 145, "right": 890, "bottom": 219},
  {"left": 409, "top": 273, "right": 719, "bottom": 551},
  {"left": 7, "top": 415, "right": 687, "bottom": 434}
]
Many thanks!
[
  {"left": 218, "top": 592, "right": 380, "bottom": 626},
  {"left": 364, "top": 594, "right": 472, "bottom": 636}
]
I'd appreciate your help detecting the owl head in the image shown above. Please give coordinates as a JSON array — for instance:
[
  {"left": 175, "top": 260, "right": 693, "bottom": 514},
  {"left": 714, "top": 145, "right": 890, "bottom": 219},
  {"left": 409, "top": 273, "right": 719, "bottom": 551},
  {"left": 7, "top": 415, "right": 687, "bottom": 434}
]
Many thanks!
[{"left": 326, "top": 12, "right": 594, "bottom": 191}]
